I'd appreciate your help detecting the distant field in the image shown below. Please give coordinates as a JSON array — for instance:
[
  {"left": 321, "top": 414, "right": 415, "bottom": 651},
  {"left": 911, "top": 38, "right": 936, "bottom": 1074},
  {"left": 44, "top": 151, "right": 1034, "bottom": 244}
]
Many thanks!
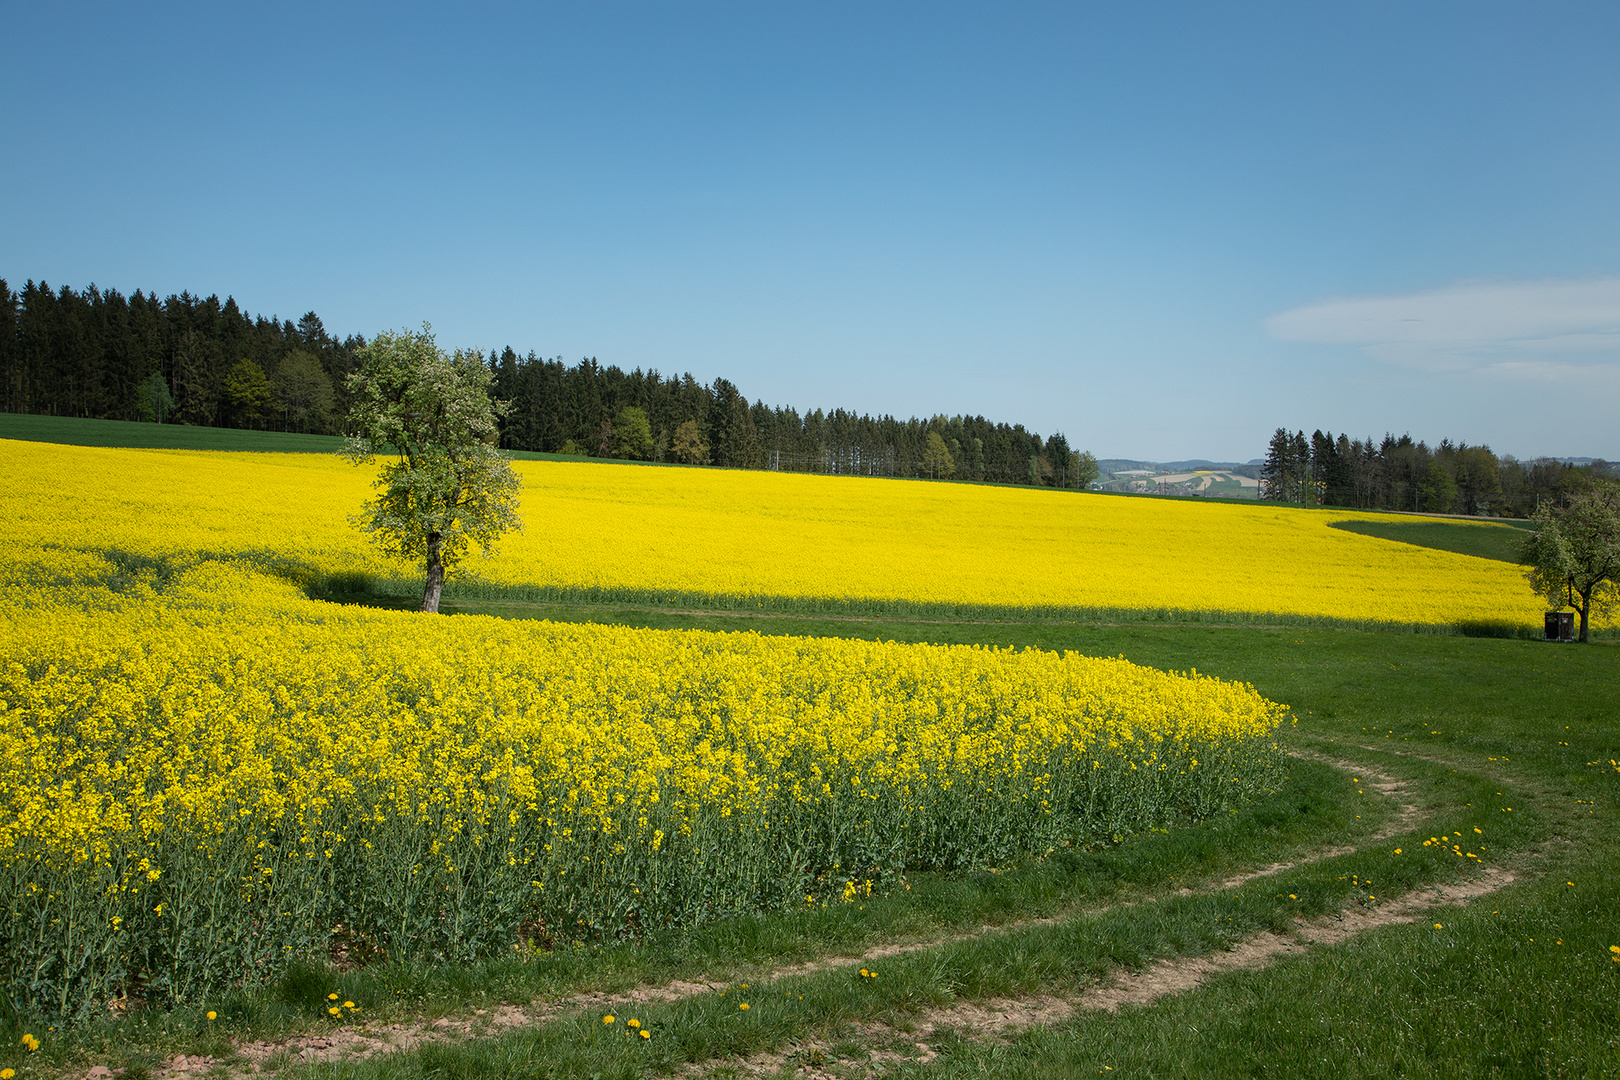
[
  {"left": 0, "top": 412, "right": 348, "bottom": 453},
  {"left": 1329, "top": 517, "right": 1534, "bottom": 565},
  {"left": 0, "top": 413, "right": 579, "bottom": 462},
  {"left": 4, "top": 437, "right": 1546, "bottom": 631}
]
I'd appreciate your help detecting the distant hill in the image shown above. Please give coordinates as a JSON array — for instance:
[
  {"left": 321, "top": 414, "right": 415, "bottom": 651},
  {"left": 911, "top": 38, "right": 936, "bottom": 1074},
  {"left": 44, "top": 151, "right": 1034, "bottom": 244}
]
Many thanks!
[{"left": 1098, "top": 458, "right": 1263, "bottom": 475}]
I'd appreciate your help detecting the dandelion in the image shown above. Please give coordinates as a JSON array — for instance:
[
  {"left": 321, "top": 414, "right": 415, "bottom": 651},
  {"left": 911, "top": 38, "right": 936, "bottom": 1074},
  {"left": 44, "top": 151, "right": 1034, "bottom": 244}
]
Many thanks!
[
  {"left": 1434, "top": 923, "right": 1443, "bottom": 930},
  {"left": 206, "top": 1010, "right": 217, "bottom": 1021},
  {"left": 603, "top": 1015, "right": 616, "bottom": 1024},
  {"left": 328, "top": 1006, "right": 341, "bottom": 1017},
  {"left": 627, "top": 1018, "right": 640, "bottom": 1029},
  {"left": 344, "top": 1001, "right": 357, "bottom": 1010},
  {"left": 739, "top": 1002, "right": 750, "bottom": 1010},
  {"left": 1, "top": 1068, "right": 13, "bottom": 1078},
  {"left": 328, "top": 993, "right": 340, "bottom": 1001},
  {"left": 640, "top": 1029, "right": 651, "bottom": 1039}
]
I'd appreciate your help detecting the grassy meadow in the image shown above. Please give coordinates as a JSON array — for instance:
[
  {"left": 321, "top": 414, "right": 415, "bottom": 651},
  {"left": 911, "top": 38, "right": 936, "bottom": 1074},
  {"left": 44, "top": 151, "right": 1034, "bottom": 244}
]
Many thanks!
[{"left": 0, "top": 419, "right": 1614, "bottom": 1078}]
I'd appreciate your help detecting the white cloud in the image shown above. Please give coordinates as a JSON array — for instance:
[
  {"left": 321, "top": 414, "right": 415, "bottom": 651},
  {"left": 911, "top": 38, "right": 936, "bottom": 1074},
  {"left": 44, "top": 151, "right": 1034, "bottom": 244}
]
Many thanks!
[{"left": 1265, "top": 277, "right": 1620, "bottom": 375}]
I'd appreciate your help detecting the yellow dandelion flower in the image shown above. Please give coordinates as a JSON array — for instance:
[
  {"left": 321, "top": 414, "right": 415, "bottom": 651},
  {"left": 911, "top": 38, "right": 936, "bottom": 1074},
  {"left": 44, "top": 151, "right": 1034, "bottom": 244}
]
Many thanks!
[
  {"left": 739, "top": 1002, "right": 750, "bottom": 1010},
  {"left": 640, "top": 1029, "right": 651, "bottom": 1039},
  {"left": 603, "top": 1014, "right": 616, "bottom": 1024},
  {"left": 206, "top": 1010, "right": 217, "bottom": 1021}
]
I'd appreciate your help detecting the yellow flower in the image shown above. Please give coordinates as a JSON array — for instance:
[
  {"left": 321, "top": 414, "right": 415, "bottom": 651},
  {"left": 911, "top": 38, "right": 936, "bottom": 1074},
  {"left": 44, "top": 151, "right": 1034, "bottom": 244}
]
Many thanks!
[
  {"left": 1433, "top": 923, "right": 1443, "bottom": 930},
  {"left": 344, "top": 1001, "right": 357, "bottom": 1009},
  {"left": 627, "top": 1018, "right": 640, "bottom": 1029},
  {"left": 639, "top": 1029, "right": 651, "bottom": 1039},
  {"left": 1, "top": 1067, "right": 14, "bottom": 1078},
  {"left": 206, "top": 1010, "right": 217, "bottom": 1021},
  {"left": 739, "top": 1002, "right": 750, "bottom": 1010},
  {"left": 328, "top": 993, "right": 340, "bottom": 1001},
  {"left": 603, "top": 1014, "right": 616, "bottom": 1024},
  {"left": 328, "top": 1006, "right": 341, "bottom": 1016}
]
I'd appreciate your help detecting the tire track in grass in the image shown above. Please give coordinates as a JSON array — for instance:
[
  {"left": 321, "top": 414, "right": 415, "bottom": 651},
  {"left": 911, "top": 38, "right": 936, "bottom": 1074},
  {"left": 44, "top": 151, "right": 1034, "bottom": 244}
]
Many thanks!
[
  {"left": 687, "top": 870, "right": 1515, "bottom": 1079},
  {"left": 139, "top": 752, "right": 1480, "bottom": 1080}
]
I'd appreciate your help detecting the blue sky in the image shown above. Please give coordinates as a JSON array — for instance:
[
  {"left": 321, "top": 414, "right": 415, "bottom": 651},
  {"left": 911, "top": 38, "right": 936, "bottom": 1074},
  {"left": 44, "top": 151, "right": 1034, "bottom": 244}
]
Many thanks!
[{"left": 4, "top": 2, "right": 1617, "bottom": 461}]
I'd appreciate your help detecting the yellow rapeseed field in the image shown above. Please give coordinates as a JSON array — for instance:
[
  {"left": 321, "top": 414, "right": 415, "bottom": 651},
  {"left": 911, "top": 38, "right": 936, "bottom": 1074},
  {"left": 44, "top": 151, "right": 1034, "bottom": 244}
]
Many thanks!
[
  {"left": 0, "top": 435, "right": 1521, "bottom": 1014},
  {"left": 1, "top": 545, "right": 1287, "bottom": 1015},
  {"left": 2, "top": 439, "right": 1541, "bottom": 626}
]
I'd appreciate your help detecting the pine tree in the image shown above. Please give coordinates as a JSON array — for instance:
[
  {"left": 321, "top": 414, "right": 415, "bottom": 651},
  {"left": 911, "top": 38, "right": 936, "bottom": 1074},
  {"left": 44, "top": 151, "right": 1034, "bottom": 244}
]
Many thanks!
[{"left": 1262, "top": 428, "right": 1294, "bottom": 501}]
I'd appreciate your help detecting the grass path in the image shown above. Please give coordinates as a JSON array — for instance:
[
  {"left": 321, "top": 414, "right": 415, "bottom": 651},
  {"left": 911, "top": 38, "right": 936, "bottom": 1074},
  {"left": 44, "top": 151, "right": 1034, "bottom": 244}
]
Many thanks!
[{"left": 129, "top": 736, "right": 1545, "bottom": 1079}]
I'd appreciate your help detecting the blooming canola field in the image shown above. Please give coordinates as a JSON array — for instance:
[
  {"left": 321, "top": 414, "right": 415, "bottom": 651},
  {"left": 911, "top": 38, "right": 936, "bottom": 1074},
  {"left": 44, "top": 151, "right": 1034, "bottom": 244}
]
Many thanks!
[
  {"left": 4, "top": 440, "right": 1542, "bottom": 627},
  {"left": 0, "top": 438, "right": 1517, "bottom": 1014}
]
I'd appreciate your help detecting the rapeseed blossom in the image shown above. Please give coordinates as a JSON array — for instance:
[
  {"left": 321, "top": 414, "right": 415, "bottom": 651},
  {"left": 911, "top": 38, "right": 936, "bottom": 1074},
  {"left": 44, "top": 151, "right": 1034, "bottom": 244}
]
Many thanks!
[
  {"left": 0, "top": 438, "right": 1304, "bottom": 1017},
  {"left": 0, "top": 439, "right": 1541, "bottom": 627}
]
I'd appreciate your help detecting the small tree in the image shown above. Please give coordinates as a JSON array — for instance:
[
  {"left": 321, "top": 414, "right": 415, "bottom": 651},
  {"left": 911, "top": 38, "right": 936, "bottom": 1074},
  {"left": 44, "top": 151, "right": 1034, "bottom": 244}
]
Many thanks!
[
  {"left": 671, "top": 419, "right": 709, "bottom": 465},
  {"left": 223, "top": 359, "right": 275, "bottom": 429},
  {"left": 1519, "top": 487, "right": 1620, "bottom": 642},
  {"left": 275, "top": 350, "right": 335, "bottom": 433},
  {"left": 134, "top": 371, "right": 176, "bottom": 423},
  {"left": 342, "top": 325, "right": 521, "bottom": 613},
  {"left": 614, "top": 405, "right": 655, "bottom": 460},
  {"left": 1073, "top": 450, "right": 1100, "bottom": 489},
  {"left": 920, "top": 431, "right": 955, "bottom": 479}
]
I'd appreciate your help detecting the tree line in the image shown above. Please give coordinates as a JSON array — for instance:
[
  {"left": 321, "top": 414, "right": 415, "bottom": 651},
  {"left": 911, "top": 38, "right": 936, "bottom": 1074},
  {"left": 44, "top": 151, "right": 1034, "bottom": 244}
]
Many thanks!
[
  {"left": 0, "top": 278, "right": 1096, "bottom": 488},
  {"left": 1261, "top": 427, "right": 1614, "bottom": 518}
]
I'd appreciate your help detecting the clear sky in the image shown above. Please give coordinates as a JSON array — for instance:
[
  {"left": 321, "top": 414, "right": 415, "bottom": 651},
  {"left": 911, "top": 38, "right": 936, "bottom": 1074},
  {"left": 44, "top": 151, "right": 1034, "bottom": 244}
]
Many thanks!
[{"left": 4, "top": 2, "right": 1617, "bottom": 461}]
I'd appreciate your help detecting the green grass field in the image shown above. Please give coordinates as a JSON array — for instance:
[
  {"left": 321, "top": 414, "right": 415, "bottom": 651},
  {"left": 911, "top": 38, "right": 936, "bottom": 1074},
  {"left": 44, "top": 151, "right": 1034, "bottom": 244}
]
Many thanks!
[
  {"left": 6, "top": 415, "right": 1616, "bottom": 1078},
  {"left": 1329, "top": 517, "right": 1535, "bottom": 565},
  {"left": 0, "top": 413, "right": 597, "bottom": 463}
]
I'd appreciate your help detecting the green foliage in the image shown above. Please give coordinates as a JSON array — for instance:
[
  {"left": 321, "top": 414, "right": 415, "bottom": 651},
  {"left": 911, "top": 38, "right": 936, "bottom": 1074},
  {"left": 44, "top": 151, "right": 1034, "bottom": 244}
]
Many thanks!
[
  {"left": 670, "top": 419, "right": 709, "bottom": 465},
  {"left": 1419, "top": 458, "right": 1458, "bottom": 513},
  {"left": 1073, "top": 449, "right": 1100, "bottom": 489},
  {"left": 920, "top": 431, "right": 955, "bottom": 478},
  {"left": 133, "top": 372, "right": 175, "bottom": 424},
  {"left": 1518, "top": 488, "right": 1620, "bottom": 641},
  {"left": 223, "top": 359, "right": 274, "bottom": 429},
  {"left": 342, "top": 324, "right": 521, "bottom": 612},
  {"left": 613, "top": 406, "right": 655, "bottom": 460},
  {"left": 273, "top": 350, "right": 335, "bottom": 433}
]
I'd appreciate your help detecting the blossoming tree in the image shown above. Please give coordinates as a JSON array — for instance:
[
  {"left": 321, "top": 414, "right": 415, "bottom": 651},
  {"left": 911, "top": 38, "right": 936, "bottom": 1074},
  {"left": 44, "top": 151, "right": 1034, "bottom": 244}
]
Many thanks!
[{"left": 342, "top": 324, "right": 520, "bottom": 612}]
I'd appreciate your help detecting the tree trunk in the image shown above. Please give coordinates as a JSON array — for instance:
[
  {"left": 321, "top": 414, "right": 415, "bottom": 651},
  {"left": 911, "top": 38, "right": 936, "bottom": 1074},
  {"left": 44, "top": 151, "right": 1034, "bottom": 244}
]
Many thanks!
[
  {"left": 1577, "top": 590, "right": 1590, "bottom": 643},
  {"left": 420, "top": 532, "right": 444, "bottom": 613}
]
